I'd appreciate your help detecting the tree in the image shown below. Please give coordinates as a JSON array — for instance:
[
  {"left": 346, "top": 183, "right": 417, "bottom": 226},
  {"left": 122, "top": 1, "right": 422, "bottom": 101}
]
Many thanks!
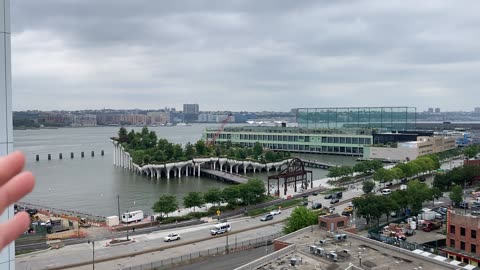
[
  {"left": 406, "top": 180, "right": 433, "bottom": 215},
  {"left": 283, "top": 206, "right": 318, "bottom": 234},
  {"left": 185, "top": 142, "right": 196, "bottom": 159},
  {"left": 183, "top": 192, "right": 204, "bottom": 212},
  {"left": 118, "top": 127, "right": 129, "bottom": 143},
  {"left": 195, "top": 140, "right": 208, "bottom": 156},
  {"left": 450, "top": 185, "right": 463, "bottom": 207},
  {"left": 253, "top": 142, "right": 263, "bottom": 157},
  {"left": 353, "top": 162, "right": 368, "bottom": 175},
  {"left": 152, "top": 194, "right": 178, "bottom": 218},
  {"left": 222, "top": 186, "right": 240, "bottom": 206},
  {"left": 204, "top": 187, "right": 222, "bottom": 207},
  {"left": 362, "top": 180, "right": 375, "bottom": 194},
  {"left": 374, "top": 168, "right": 394, "bottom": 186},
  {"left": 429, "top": 187, "right": 443, "bottom": 207}
]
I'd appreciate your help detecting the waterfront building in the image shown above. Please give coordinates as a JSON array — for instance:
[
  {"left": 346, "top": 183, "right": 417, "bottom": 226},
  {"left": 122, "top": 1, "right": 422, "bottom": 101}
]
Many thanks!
[
  {"left": 0, "top": 0, "right": 15, "bottom": 268},
  {"left": 296, "top": 107, "right": 416, "bottom": 131},
  {"left": 443, "top": 211, "right": 480, "bottom": 267},
  {"left": 122, "top": 114, "right": 147, "bottom": 126},
  {"left": 203, "top": 126, "right": 373, "bottom": 156},
  {"left": 147, "top": 111, "right": 170, "bottom": 125},
  {"left": 71, "top": 114, "right": 97, "bottom": 127},
  {"left": 183, "top": 103, "right": 199, "bottom": 122},
  {"left": 364, "top": 136, "right": 456, "bottom": 162}
]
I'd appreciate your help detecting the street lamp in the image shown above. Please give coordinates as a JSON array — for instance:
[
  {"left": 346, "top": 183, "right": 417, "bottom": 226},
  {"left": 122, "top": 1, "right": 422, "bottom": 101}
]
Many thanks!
[
  {"left": 87, "top": 240, "right": 95, "bottom": 269},
  {"left": 125, "top": 210, "right": 129, "bottom": 241}
]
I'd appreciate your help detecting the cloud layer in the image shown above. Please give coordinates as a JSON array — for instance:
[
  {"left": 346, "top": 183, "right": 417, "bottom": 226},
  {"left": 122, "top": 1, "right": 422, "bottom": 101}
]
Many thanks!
[{"left": 10, "top": 0, "right": 480, "bottom": 111}]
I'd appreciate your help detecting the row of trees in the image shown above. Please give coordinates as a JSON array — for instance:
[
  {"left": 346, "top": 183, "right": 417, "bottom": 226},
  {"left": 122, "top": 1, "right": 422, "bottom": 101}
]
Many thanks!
[
  {"left": 353, "top": 180, "right": 442, "bottom": 225},
  {"left": 116, "top": 127, "right": 290, "bottom": 166},
  {"left": 327, "top": 160, "right": 384, "bottom": 180},
  {"left": 433, "top": 165, "right": 480, "bottom": 191},
  {"left": 152, "top": 179, "right": 267, "bottom": 217}
]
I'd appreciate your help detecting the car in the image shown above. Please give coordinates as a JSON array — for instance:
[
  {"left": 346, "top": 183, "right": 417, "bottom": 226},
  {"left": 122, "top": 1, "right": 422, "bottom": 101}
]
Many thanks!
[
  {"left": 260, "top": 214, "right": 274, "bottom": 221},
  {"left": 26, "top": 208, "right": 38, "bottom": 216},
  {"left": 390, "top": 211, "right": 397, "bottom": 217},
  {"left": 330, "top": 198, "right": 340, "bottom": 204},
  {"left": 343, "top": 206, "right": 353, "bottom": 212},
  {"left": 400, "top": 178, "right": 408, "bottom": 184},
  {"left": 341, "top": 211, "right": 351, "bottom": 216},
  {"left": 164, "top": 233, "right": 181, "bottom": 242},
  {"left": 300, "top": 200, "right": 309, "bottom": 206},
  {"left": 385, "top": 182, "right": 393, "bottom": 187},
  {"left": 381, "top": 189, "right": 391, "bottom": 195},
  {"left": 312, "top": 203, "right": 322, "bottom": 209},
  {"left": 333, "top": 191, "right": 343, "bottom": 199},
  {"left": 419, "top": 176, "right": 426, "bottom": 182},
  {"left": 270, "top": 209, "right": 281, "bottom": 215},
  {"left": 312, "top": 191, "right": 319, "bottom": 196},
  {"left": 324, "top": 194, "right": 333, "bottom": 199}
]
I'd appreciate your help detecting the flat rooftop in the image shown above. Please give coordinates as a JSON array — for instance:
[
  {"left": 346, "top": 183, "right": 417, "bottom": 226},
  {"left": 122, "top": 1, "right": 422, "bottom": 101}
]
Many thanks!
[{"left": 254, "top": 228, "right": 470, "bottom": 270}]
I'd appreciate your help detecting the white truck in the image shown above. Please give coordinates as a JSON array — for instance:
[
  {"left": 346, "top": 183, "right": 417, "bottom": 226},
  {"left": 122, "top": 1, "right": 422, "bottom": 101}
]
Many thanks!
[{"left": 121, "top": 210, "right": 144, "bottom": 223}]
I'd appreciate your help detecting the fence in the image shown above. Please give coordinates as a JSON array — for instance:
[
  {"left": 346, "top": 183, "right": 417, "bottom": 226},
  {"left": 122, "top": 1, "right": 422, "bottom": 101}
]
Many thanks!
[
  {"left": 121, "top": 232, "right": 284, "bottom": 270},
  {"left": 17, "top": 201, "right": 106, "bottom": 224},
  {"left": 234, "top": 243, "right": 296, "bottom": 270}
]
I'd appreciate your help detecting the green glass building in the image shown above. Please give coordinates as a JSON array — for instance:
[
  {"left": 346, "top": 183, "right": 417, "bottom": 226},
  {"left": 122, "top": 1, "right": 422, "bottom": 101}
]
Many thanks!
[{"left": 297, "top": 107, "right": 416, "bottom": 130}]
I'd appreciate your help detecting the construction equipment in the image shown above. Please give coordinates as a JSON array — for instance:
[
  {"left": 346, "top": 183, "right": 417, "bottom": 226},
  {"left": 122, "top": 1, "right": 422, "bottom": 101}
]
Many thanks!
[{"left": 208, "top": 113, "right": 233, "bottom": 145}]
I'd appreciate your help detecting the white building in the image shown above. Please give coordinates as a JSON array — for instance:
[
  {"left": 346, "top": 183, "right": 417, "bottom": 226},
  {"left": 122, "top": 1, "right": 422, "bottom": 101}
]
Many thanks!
[
  {"left": 0, "top": 1, "right": 15, "bottom": 268},
  {"left": 364, "top": 136, "right": 456, "bottom": 162}
]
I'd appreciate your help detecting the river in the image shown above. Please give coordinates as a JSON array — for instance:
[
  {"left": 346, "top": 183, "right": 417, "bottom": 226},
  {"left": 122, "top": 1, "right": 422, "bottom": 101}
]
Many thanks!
[{"left": 13, "top": 124, "right": 356, "bottom": 217}]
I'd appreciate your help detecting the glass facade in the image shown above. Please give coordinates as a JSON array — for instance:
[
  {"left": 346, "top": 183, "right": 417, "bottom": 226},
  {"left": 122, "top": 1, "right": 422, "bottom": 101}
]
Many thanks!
[
  {"left": 297, "top": 107, "right": 416, "bottom": 131},
  {"left": 203, "top": 127, "right": 373, "bottom": 156}
]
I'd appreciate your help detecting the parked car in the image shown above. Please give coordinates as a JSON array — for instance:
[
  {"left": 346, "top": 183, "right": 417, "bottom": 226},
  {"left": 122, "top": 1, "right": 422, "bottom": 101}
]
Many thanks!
[
  {"left": 385, "top": 182, "right": 393, "bottom": 187},
  {"left": 270, "top": 209, "right": 281, "bottom": 215},
  {"left": 164, "top": 233, "right": 181, "bottom": 242},
  {"left": 381, "top": 189, "right": 391, "bottom": 195},
  {"left": 328, "top": 206, "right": 335, "bottom": 213},
  {"left": 26, "top": 208, "right": 38, "bottom": 216},
  {"left": 341, "top": 211, "right": 352, "bottom": 216},
  {"left": 401, "top": 178, "right": 408, "bottom": 184},
  {"left": 333, "top": 191, "right": 343, "bottom": 199},
  {"left": 390, "top": 211, "right": 397, "bottom": 217},
  {"left": 312, "top": 191, "right": 319, "bottom": 196},
  {"left": 300, "top": 200, "right": 309, "bottom": 206},
  {"left": 260, "top": 214, "right": 274, "bottom": 221},
  {"left": 419, "top": 176, "right": 426, "bottom": 182},
  {"left": 330, "top": 198, "right": 340, "bottom": 204},
  {"left": 324, "top": 194, "right": 333, "bottom": 199},
  {"left": 312, "top": 203, "right": 323, "bottom": 210}
]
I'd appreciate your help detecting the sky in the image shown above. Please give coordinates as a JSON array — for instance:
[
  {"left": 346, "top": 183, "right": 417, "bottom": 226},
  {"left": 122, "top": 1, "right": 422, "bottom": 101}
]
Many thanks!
[{"left": 10, "top": 0, "right": 480, "bottom": 112}]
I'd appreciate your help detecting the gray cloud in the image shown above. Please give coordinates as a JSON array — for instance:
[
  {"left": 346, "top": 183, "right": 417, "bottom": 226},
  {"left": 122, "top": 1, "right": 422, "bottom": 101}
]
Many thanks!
[{"left": 10, "top": 0, "right": 480, "bottom": 111}]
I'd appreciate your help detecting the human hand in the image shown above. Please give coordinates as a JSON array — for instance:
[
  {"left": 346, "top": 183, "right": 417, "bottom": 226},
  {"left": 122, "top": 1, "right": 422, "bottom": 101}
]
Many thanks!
[{"left": 0, "top": 151, "right": 35, "bottom": 251}]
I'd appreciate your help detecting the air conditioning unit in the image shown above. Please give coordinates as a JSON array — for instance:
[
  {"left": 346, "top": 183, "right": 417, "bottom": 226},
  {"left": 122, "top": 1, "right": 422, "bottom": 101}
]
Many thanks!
[{"left": 319, "top": 239, "right": 327, "bottom": 245}]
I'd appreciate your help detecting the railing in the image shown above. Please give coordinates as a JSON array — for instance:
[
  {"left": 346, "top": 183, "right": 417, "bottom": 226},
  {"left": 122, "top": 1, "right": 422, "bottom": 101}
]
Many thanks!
[{"left": 121, "top": 232, "right": 284, "bottom": 270}]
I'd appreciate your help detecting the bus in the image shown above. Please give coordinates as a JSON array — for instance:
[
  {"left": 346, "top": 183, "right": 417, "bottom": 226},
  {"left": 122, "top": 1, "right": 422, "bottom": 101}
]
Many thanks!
[{"left": 210, "top": 222, "right": 231, "bottom": 235}]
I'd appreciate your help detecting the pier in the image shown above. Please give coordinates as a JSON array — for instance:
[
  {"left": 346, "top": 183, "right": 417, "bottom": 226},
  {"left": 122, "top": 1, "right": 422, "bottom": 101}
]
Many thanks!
[
  {"left": 201, "top": 169, "right": 249, "bottom": 184},
  {"left": 35, "top": 150, "right": 105, "bottom": 161},
  {"left": 298, "top": 158, "right": 335, "bottom": 169}
]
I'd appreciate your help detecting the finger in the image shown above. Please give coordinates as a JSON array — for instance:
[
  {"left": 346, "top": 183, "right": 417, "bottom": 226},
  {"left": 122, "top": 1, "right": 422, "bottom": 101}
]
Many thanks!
[
  {"left": 0, "top": 171, "right": 35, "bottom": 215},
  {"left": 0, "top": 151, "right": 26, "bottom": 187},
  {"left": 0, "top": 212, "right": 30, "bottom": 250}
]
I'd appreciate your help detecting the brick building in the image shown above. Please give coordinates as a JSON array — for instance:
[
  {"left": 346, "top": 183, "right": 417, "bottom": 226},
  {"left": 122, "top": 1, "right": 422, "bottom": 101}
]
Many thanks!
[
  {"left": 318, "top": 214, "right": 349, "bottom": 232},
  {"left": 442, "top": 211, "right": 480, "bottom": 266}
]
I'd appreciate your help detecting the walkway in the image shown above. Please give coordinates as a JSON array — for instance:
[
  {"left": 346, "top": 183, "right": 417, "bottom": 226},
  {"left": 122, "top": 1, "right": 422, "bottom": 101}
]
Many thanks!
[
  {"left": 298, "top": 158, "right": 335, "bottom": 169},
  {"left": 201, "top": 169, "right": 249, "bottom": 184}
]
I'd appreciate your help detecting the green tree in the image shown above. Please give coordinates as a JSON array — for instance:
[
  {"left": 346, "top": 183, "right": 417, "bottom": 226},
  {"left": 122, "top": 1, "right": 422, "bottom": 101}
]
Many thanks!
[
  {"left": 222, "top": 186, "right": 240, "bottom": 206},
  {"left": 406, "top": 180, "right": 433, "bottom": 215},
  {"left": 374, "top": 168, "right": 394, "bottom": 186},
  {"left": 184, "top": 142, "right": 196, "bottom": 159},
  {"left": 253, "top": 142, "right": 263, "bottom": 157},
  {"left": 173, "top": 144, "right": 184, "bottom": 160},
  {"left": 183, "top": 192, "right": 205, "bottom": 212},
  {"left": 238, "top": 179, "right": 267, "bottom": 205},
  {"left": 362, "top": 180, "right": 375, "bottom": 194},
  {"left": 195, "top": 140, "right": 208, "bottom": 156},
  {"left": 152, "top": 194, "right": 178, "bottom": 218},
  {"left": 283, "top": 206, "right": 318, "bottom": 234},
  {"left": 265, "top": 151, "right": 276, "bottom": 162},
  {"left": 204, "top": 187, "right": 222, "bottom": 207},
  {"left": 450, "top": 185, "right": 463, "bottom": 206},
  {"left": 353, "top": 162, "right": 368, "bottom": 175},
  {"left": 390, "top": 190, "right": 409, "bottom": 213},
  {"left": 118, "top": 127, "right": 129, "bottom": 143}
]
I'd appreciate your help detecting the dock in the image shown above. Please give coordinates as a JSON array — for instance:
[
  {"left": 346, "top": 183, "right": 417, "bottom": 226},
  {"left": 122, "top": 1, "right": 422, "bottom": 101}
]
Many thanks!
[
  {"left": 201, "top": 169, "right": 249, "bottom": 184},
  {"left": 298, "top": 159, "right": 335, "bottom": 169}
]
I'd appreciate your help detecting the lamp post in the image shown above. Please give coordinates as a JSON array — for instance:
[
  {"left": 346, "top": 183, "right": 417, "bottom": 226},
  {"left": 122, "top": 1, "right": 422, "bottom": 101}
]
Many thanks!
[
  {"left": 126, "top": 210, "right": 129, "bottom": 241},
  {"left": 87, "top": 240, "right": 95, "bottom": 269}
]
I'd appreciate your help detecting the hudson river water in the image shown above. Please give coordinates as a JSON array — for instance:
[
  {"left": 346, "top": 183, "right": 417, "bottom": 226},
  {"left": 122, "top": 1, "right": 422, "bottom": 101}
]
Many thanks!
[{"left": 13, "top": 124, "right": 356, "bottom": 217}]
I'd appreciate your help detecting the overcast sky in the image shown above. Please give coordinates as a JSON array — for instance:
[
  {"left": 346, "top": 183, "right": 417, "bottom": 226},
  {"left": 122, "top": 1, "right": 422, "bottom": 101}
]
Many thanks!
[{"left": 10, "top": 0, "right": 480, "bottom": 112}]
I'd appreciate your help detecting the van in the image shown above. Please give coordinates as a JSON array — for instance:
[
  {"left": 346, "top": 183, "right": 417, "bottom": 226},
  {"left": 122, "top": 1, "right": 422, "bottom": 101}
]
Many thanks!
[
  {"left": 381, "top": 189, "right": 391, "bottom": 195},
  {"left": 121, "top": 210, "right": 144, "bottom": 223},
  {"left": 210, "top": 222, "right": 231, "bottom": 235}
]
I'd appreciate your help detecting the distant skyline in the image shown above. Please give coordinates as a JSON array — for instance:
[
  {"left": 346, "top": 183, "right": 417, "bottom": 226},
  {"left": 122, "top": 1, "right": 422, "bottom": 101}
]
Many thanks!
[{"left": 10, "top": 1, "right": 480, "bottom": 112}]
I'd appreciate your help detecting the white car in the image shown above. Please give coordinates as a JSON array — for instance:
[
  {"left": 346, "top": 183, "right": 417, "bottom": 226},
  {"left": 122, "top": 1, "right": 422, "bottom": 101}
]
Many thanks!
[
  {"left": 270, "top": 209, "right": 282, "bottom": 215},
  {"left": 164, "top": 233, "right": 181, "bottom": 242}
]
